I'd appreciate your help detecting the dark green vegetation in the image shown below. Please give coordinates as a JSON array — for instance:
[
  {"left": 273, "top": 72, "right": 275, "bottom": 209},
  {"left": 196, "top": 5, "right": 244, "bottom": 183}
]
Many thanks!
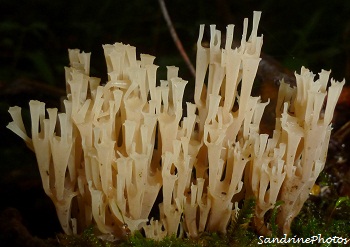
[
  {"left": 55, "top": 195, "right": 350, "bottom": 247},
  {"left": 1, "top": 0, "right": 350, "bottom": 246}
]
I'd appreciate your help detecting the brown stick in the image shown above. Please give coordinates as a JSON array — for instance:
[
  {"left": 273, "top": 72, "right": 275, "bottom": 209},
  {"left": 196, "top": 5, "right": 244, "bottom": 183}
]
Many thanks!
[{"left": 158, "top": 0, "right": 196, "bottom": 78}]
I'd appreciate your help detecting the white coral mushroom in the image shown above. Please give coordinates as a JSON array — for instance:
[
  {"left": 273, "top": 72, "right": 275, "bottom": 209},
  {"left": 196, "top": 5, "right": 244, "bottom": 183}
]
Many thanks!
[{"left": 7, "top": 11, "right": 344, "bottom": 239}]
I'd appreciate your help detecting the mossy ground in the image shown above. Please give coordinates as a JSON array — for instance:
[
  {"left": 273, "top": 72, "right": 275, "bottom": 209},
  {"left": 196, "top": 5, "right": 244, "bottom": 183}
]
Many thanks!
[{"left": 53, "top": 194, "right": 350, "bottom": 247}]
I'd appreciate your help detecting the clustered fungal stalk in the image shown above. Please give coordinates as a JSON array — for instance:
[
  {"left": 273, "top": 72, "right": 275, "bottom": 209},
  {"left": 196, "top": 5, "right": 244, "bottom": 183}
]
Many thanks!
[{"left": 7, "top": 11, "right": 344, "bottom": 239}]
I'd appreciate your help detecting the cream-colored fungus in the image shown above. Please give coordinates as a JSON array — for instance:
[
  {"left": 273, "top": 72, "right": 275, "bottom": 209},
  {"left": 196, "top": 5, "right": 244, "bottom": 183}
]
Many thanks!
[{"left": 7, "top": 11, "right": 344, "bottom": 239}]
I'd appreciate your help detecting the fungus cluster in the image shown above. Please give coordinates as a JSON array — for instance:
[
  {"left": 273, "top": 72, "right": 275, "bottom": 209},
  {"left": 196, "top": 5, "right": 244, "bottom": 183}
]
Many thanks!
[{"left": 7, "top": 11, "right": 344, "bottom": 239}]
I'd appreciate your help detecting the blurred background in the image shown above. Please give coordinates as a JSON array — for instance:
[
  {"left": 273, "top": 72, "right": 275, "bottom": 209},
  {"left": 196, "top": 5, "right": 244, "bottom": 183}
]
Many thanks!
[{"left": 0, "top": 0, "right": 349, "bottom": 242}]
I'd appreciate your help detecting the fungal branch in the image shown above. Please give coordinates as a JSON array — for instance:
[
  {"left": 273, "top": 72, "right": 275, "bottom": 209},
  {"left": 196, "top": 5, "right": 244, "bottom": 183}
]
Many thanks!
[{"left": 7, "top": 11, "right": 344, "bottom": 239}]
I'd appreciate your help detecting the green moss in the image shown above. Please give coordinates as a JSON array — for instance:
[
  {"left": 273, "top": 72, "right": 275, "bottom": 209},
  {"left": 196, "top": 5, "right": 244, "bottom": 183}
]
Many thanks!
[
  {"left": 54, "top": 193, "right": 350, "bottom": 247},
  {"left": 269, "top": 201, "right": 284, "bottom": 238},
  {"left": 292, "top": 197, "right": 350, "bottom": 238},
  {"left": 226, "top": 197, "right": 258, "bottom": 246},
  {"left": 57, "top": 226, "right": 115, "bottom": 247},
  {"left": 56, "top": 199, "right": 259, "bottom": 247},
  {"left": 122, "top": 232, "right": 201, "bottom": 247}
]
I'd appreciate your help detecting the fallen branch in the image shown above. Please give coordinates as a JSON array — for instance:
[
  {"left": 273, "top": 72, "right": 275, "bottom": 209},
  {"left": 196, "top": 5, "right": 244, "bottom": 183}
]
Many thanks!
[{"left": 157, "top": 0, "right": 196, "bottom": 77}]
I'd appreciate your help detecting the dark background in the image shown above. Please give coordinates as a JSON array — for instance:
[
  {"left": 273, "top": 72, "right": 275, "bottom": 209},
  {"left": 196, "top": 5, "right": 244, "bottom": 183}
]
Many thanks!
[{"left": 0, "top": 0, "right": 349, "bottom": 240}]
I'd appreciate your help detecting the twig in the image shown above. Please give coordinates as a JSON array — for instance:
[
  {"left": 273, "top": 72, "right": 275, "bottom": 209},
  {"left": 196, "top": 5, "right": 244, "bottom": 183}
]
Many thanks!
[{"left": 157, "top": 0, "right": 196, "bottom": 78}]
